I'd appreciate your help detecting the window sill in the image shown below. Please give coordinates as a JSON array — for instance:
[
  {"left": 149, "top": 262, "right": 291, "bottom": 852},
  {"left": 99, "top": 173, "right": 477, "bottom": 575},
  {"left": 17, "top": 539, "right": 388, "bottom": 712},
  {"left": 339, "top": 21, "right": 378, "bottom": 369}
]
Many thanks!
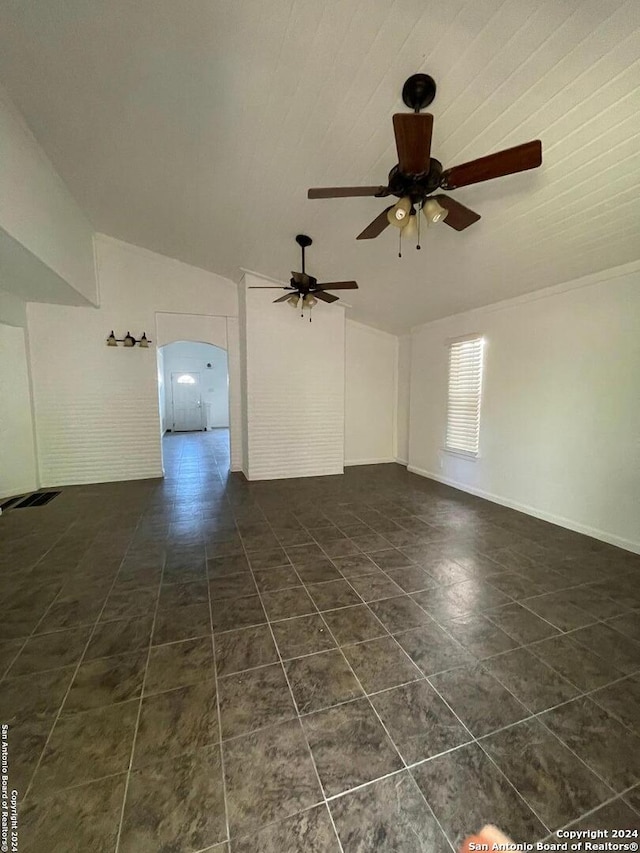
[{"left": 441, "top": 448, "right": 479, "bottom": 461}]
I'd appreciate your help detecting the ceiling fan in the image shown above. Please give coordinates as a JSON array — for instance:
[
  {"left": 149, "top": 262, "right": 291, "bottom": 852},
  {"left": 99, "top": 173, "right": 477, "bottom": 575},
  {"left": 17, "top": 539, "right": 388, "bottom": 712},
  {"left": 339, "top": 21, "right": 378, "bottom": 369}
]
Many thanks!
[
  {"left": 249, "top": 234, "right": 358, "bottom": 319},
  {"left": 308, "top": 74, "right": 542, "bottom": 251}
]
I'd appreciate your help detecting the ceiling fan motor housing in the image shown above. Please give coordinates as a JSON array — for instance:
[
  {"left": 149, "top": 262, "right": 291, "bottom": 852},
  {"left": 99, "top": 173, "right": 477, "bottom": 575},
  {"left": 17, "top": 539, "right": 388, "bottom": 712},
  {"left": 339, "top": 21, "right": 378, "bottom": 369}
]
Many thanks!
[
  {"left": 289, "top": 275, "right": 318, "bottom": 293},
  {"left": 387, "top": 158, "right": 443, "bottom": 204}
]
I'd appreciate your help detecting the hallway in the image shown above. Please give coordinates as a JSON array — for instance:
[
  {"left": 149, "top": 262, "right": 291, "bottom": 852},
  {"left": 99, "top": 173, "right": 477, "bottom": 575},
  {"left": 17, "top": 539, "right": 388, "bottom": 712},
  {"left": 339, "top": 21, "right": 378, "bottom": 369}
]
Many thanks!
[
  {"left": 163, "top": 428, "right": 232, "bottom": 484},
  {"left": 1, "top": 433, "right": 639, "bottom": 851}
]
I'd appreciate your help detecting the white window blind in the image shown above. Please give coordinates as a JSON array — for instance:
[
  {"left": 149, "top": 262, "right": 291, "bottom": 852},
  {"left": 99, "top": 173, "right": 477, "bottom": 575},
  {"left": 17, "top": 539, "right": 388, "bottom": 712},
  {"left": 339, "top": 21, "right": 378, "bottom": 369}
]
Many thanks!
[{"left": 445, "top": 336, "right": 484, "bottom": 456}]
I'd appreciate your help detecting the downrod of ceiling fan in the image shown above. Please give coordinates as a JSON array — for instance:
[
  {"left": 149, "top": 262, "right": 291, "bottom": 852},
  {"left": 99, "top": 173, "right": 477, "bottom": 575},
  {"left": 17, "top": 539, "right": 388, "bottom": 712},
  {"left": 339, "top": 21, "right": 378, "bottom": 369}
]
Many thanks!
[{"left": 295, "top": 233, "right": 312, "bottom": 274}]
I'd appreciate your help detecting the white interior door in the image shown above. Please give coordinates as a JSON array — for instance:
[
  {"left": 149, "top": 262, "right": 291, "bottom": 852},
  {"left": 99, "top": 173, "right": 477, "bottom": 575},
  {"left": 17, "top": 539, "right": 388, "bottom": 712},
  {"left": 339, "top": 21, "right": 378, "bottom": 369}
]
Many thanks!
[{"left": 171, "top": 372, "right": 205, "bottom": 431}]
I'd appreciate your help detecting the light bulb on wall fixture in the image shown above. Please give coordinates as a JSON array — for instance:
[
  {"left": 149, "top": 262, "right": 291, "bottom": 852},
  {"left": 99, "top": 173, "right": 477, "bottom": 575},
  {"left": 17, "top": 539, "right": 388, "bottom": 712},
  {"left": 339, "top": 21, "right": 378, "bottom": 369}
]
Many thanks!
[
  {"left": 107, "top": 331, "right": 118, "bottom": 346},
  {"left": 387, "top": 196, "right": 412, "bottom": 228},
  {"left": 422, "top": 198, "right": 448, "bottom": 225}
]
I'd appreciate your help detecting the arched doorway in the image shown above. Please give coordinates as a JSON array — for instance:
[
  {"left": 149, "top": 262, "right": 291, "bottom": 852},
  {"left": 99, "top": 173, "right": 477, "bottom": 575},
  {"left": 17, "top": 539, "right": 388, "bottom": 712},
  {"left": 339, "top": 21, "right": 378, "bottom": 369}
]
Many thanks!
[
  {"left": 154, "top": 311, "right": 242, "bottom": 476},
  {"left": 157, "top": 340, "right": 230, "bottom": 474}
]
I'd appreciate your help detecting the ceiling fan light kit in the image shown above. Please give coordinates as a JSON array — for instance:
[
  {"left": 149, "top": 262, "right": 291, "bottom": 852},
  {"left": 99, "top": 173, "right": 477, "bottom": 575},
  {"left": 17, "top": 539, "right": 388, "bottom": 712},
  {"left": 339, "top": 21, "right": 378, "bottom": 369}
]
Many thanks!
[
  {"left": 249, "top": 234, "right": 358, "bottom": 321},
  {"left": 307, "top": 73, "right": 542, "bottom": 254},
  {"left": 423, "top": 198, "right": 448, "bottom": 225},
  {"left": 388, "top": 196, "right": 412, "bottom": 225},
  {"left": 402, "top": 211, "right": 419, "bottom": 238}
]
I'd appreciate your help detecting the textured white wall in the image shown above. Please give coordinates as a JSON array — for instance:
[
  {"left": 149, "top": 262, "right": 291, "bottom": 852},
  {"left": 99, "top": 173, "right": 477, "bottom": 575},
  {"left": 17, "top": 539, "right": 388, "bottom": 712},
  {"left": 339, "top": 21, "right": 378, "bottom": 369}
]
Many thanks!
[
  {"left": 27, "top": 235, "right": 239, "bottom": 486},
  {"left": 408, "top": 262, "right": 640, "bottom": 553},
  {"left": 0, "top": 323, "right": 38, "bottom": 498},
  {"left": 162, "top": 341, "right": 229, "bottom": 429},
  {"left": 344, "top": 320, "right": 397, "bottom": 466},
  {"left": 225, "top": 316, "right": 242, "bottom": 472},
  {"left": 0, "top": 85, "right": 97, "bottom": 306},
  {"left": 396, "top": 334, "right": 411, "bottom": 464},
  {"left": 242, "top": 273, "right": 345, "bottom": 480}
]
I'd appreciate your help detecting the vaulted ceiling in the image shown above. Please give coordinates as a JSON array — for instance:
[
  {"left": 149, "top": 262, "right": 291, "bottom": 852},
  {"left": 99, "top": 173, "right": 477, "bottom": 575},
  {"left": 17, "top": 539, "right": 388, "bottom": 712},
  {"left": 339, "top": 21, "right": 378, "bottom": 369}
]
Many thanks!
[{"left": 1, "top": 0, "right": 638, "bottom": 332}]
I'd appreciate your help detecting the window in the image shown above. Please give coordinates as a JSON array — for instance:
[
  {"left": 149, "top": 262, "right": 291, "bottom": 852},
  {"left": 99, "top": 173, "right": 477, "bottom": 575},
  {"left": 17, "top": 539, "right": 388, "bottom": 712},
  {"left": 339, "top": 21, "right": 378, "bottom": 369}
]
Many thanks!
[{"left": 445, "top": 336, "right": 485, "bottom": 456}]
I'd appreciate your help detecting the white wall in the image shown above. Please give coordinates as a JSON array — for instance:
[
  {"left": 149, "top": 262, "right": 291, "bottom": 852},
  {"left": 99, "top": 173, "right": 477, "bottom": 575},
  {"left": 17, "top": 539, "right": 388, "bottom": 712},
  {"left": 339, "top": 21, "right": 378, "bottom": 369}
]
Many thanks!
[
  {"left": 396, "top": 334, "right": 411, "bottom": 464},
  {"left": 242, "top": 273, "right": 346, "bottom": 480},
  {"left": 27, "top": 235, "right": 239, "bottom": 486},
  {"left": 157, "top": 347, "right": 166, "bottom": 435},
  {"left": 0, "top": 289, "right": 27, "bottom": 327},
  {"left": 0, "top": 85, "right": 97, "bottom": 306},
  {"left": 408, "top": 262, "right": 640, "bottom": 553},
  {"left": 344, "top": 320, "right": 397, "bottom": 466},
  {"left": 0, "top": 323, "right": 38, "bottom": 498},
  {"left": 162, "top": 341, "right": 229, "bottom": 430},
  {"left": 156, "top": 313, "right": 227, "bottom": 350}
]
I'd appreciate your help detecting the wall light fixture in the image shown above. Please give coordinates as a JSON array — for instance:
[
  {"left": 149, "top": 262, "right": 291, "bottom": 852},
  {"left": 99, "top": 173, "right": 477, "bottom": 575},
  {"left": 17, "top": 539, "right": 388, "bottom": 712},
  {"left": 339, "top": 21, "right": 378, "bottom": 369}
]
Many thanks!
[{"left": 106, "top": 331, "right": 152, "bottom": 347}]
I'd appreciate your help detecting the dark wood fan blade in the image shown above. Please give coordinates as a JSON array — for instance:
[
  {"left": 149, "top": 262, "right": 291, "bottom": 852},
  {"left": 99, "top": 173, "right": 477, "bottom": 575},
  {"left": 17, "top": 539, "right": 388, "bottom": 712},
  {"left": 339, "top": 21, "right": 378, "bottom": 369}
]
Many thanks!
[
  {"left": 249, "top": 286, "right": 291, "bottom": 289},
  {"left": 393, "top": 113, "right": 433, "bottom": 175},
  {"left": 308, "top": 186, "right": 389, "bottom": 199},
  {"left": 314, "top": 291, "right": 339, "bottom": 303},
  {"left": 440, "top": 140, "right": 542, "bottom": 190},
  {"left": 273, "top": 293, "right": 295, "bottom": 303},
  {"left": 434, "top": 195, "right": 481, "bottom": 231},
  {"left": 357, "top": 207, "right": 392, "bottom": 240},
  {"left": 315, "top": 281, "right": 358, "bottom": 290}
]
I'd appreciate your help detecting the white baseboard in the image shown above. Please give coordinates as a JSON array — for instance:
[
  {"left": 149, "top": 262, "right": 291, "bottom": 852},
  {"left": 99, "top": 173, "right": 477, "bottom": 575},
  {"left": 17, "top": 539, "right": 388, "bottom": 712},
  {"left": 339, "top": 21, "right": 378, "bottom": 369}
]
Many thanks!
[
  {"left": 344, "top": 458, "right": 397, "bottom": 467},
  {"left": 395, "top": 457, "right": 408, "bottom": 466},
  {"left": 407, "top": 465, "right": 640, "bottom": 555}
]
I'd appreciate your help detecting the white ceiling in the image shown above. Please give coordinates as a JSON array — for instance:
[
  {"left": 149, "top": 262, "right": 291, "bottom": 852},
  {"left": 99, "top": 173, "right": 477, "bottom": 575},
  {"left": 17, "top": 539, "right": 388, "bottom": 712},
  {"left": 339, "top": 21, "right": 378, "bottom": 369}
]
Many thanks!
[{"left": 1, "top": 0, "right": 639, "bottom": 333}]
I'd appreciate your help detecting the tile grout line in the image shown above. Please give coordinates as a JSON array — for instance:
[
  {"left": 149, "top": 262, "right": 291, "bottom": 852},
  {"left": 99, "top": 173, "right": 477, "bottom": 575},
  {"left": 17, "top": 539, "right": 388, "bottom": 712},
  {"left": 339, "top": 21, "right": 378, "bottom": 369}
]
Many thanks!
[
  {"left": 416, "top": 594, "right": 640, "bottom": 829},
  {"left": 462, "top": 655, "right": 626, "bottom": 824},
  {"left": 541, "top": 779, "right": 640, "bottom": 841},
  {"left": 21, "top": 533, "right": 139, "bottom": 804},
  {"left": 424, "top": 672, "right": 554, "bottom": 837},
  {"left": 1, "top": 532, "right": 104, "bottom": 686},
  {"left": 206, "top": 526, "right": 233, "bottom": 850},
  {"left": 402, "top": 557, "right": 635, "bottom": 675},
  {"left": 0, "top": 636, "right": 30, "bottom": 681},
  {"left": 113, "top": 524, "right": 166, "bottom": 853},
  {"left": 313, "top": 605, "right": 462, "bottom": 852},
  {"left": 236, "top": 520, "right": 346, "bottom": 852}
]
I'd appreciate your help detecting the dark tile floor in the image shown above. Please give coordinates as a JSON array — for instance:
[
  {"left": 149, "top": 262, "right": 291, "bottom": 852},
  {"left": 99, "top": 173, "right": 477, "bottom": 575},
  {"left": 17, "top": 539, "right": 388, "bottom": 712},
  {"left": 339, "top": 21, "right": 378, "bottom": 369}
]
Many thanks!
[{"left": 2, "top": 430, "right": 640, "bottom": 852}]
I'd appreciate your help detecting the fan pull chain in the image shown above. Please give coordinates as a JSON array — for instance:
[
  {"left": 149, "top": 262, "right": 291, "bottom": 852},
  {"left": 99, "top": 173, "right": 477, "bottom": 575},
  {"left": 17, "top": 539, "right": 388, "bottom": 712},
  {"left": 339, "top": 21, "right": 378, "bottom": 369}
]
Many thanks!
[
  {"left": 398, "top": 230, "right": 402, "bottom": 258},
  {"left": 417, "top": 205, "right": 421, "bottom": 250}
]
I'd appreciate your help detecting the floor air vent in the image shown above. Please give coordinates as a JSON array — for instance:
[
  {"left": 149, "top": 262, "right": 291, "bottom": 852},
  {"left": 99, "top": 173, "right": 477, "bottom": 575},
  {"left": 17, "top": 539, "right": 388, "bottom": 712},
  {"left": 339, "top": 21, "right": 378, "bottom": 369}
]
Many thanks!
[
  {"left": 0, "top": 495, "right": 24, "bottom": 511},
  {"left": 13, "top": 491, "right": 61, "bottom": 508}
]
